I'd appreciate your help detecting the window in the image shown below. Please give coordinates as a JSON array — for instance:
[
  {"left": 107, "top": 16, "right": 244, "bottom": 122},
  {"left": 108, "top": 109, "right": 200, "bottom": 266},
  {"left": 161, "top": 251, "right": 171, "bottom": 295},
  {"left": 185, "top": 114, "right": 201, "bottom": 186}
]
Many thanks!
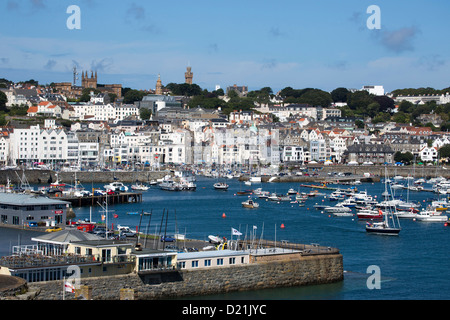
[
  {"left": 204, "top": 259, "right": 211, "bottom": 267},
  {"left": 217, "top": 258, "right": 224, "bottom": 266},
  {"left": 191, "top": 260, "right": 199, "bottom": 268},
  {"left": 229, "top": 257, "right": 236, "bottom": 265}
]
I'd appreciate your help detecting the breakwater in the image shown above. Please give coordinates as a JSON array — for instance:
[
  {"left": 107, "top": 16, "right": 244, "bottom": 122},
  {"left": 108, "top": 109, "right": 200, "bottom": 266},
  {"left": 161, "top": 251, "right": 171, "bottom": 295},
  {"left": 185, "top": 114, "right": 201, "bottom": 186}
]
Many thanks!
[
  {"left": 28, "top": 252, "right": 343, "bottom": 300},
  {"left": 0, "top": 169, "right": 167, "bottom": 185}
]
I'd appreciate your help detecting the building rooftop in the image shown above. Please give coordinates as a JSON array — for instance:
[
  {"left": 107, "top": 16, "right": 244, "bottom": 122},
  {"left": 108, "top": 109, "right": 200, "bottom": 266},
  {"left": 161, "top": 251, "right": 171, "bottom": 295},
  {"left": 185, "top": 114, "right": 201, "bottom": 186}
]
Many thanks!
[
  {"left": 31, "top": 229, "right": 104, "bottom": 245},
  {"left": 0, "top": 193, "right": 70, "bottom": 206}
]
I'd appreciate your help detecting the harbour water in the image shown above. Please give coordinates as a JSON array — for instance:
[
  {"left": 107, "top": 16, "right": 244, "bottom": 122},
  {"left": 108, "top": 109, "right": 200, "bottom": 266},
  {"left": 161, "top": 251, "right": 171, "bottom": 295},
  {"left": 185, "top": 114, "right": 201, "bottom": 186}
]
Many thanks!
[{"left": 1, "top": 176, "right": 450, "bottom": 300}]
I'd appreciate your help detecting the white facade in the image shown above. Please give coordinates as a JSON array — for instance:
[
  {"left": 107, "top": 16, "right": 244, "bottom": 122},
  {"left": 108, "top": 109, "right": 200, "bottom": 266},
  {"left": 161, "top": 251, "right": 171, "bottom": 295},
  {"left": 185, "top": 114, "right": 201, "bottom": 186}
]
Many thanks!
[
  {"left": 71, "top": 103, "right": 139, "bottom": 122},
  {"left": 282, "top": 146, "right": 305, "bottom": 163},
  {"left": 419, "top": 146, "right": 438, "bottom": 162},
  {"left": 361, "top": 85, "right": 385, "bottom": 96}
]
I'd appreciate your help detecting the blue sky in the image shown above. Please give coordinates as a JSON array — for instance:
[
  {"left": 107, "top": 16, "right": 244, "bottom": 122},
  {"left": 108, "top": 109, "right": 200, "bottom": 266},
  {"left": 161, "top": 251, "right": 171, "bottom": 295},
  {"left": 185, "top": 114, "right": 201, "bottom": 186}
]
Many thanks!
[{"left": 0, "top": 0, "right": 449, "bottom": 93}]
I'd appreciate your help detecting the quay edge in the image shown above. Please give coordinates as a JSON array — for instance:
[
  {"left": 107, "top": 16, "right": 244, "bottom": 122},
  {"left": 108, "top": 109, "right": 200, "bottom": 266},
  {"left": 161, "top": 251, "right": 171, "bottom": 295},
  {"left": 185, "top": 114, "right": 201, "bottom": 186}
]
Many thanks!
[{"left": 27, "top": 250, "right": 343, "bottom": 300}]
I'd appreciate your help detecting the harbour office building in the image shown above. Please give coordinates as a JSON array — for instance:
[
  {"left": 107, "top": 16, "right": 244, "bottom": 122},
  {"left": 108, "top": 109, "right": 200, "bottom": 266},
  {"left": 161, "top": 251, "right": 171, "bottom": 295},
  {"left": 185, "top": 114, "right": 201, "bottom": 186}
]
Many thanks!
[{"left": 0, "top": 193, "right": 69, "bottom": 227}]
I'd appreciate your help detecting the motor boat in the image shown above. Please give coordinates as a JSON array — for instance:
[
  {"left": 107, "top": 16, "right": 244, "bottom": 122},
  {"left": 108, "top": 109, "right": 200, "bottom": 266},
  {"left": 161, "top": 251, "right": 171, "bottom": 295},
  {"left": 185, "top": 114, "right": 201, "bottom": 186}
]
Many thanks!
[
  {"left": 356, "top": 209, "right": 383, "bottom": 220},
  {"left": 324, "top": 204, "right": 352, "bottom": 214},
  {"left": 130, "top": 183, "right": 149, "bottom": 191},
  {"left": 415, "top": 209, "right": 448, "bottom": 222},
  {"left": 104, "top": 182, "right": 128, "bottom": 192},
  {"left": 213, "top": 182, "right": 229, "bottom": 190},
  {"left": 242, "top": 198, "right": 259, "bottom": 209}
]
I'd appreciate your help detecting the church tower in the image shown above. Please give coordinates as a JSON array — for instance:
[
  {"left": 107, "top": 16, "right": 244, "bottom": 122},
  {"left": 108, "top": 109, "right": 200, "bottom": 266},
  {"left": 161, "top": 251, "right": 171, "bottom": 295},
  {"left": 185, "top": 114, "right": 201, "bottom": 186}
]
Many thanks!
[
  {"left": 155, "top": 74, "right": 163, "bottom": 95},
  {"left": 81, "top": 70, "right": 97, "bottom": 89},
  {"left": 185, "top": 66, "right": 193, "bottom": 85}
]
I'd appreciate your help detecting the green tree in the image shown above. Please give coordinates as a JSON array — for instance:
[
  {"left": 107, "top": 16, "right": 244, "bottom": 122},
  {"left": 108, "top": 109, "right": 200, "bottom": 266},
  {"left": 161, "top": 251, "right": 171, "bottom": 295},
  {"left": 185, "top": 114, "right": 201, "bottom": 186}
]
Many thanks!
[
  {"left": 123, "top": 90, "right": 146, "bottom": 104},
  {"left": 79, "top": 88, "right": 101, "bottom": 102},
  {"left": 331, "top": 87, "right": 350, "bottom": 102},
  {"left": 139, "top": 108, "right": 152, "bottom": 120},
  {"left": 347, "top": 90, "right": 375, "bottom": 111},
  {"left": 439, "top": 144, "right": 450, "bottom": 158},
  {"left": 0, "top": 91, "right": 8, "bottom": 112}
]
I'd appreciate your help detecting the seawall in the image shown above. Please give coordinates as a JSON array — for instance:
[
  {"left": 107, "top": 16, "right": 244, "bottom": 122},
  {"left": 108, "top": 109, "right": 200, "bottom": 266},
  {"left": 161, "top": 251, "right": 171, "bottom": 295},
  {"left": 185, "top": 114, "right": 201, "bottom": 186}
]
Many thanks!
[
  {"left": 0, "top": 170, "right": 167, "bottom": 185},
  {"left": 29, "top": 253, "right": 343, "bottom": 300}
]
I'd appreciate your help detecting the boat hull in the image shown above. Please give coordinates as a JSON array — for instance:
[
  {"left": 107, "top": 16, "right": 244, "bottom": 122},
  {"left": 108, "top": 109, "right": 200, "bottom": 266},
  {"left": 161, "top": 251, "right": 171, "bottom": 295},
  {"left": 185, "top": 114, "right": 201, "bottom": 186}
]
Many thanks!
[{"left": 366, "top": 226, "right": 401, "bottom": 235}]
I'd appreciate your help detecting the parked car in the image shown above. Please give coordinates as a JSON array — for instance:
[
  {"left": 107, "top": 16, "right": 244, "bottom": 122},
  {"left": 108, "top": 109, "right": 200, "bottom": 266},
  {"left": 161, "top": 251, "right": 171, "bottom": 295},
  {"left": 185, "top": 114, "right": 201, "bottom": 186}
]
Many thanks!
[
  {"left": 120, "top": 230, "right": 137, "bottom": 238},
  {"left": 45, "top": 226, "right": 62, "bottom": 233},
  {"left": 160, "top": 235, "right": 176, "bottom": 242}
]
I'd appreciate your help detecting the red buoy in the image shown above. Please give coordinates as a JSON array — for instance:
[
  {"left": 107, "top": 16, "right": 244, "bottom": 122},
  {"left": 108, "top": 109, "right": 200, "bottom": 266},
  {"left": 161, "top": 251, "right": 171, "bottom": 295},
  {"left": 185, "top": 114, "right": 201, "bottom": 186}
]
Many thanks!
[
  {"left": 222, "top": 213, "right": 226, "bottom": 218},
  {"left": 280, "top": 223, "right": 285, "bottom": 229}
]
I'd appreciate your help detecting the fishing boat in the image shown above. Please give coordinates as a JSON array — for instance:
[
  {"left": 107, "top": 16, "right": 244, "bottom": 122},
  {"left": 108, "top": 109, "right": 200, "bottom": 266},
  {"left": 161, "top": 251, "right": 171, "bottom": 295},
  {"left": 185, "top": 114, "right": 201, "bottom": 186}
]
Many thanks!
[
  {"left": 242, "top": 198, "right": 259, "bottom": 209},
  {"left": 287, "top": 188, "right": 297, "bottom": 195},
  {"left": 213, "top": 182, "right": 229, "bottom": 190}
]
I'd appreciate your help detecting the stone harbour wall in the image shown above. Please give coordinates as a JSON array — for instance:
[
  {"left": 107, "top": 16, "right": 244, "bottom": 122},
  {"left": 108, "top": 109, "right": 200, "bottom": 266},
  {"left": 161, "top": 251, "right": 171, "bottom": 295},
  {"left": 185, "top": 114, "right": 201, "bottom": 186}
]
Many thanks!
[
  {"left": 29, "top": 253, "right": 343, "bottom": 300},
  {"left": 0, "top": 170, "right": 167, "bottom": 185}
]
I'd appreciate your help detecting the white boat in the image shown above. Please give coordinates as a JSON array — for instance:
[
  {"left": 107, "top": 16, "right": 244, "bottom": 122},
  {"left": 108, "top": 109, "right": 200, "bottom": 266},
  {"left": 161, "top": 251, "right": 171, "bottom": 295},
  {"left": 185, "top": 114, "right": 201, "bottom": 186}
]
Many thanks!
[
  {"left": 208, "top": 235, "right": 222, "bottom": 244},
  {"left": 366, "top": 168, "right": 401, "bottom": 235},
  {"left": 131, "top": 183, "right": 149, "bottom": 191},
  {"left": 213, "top": 182, "right": 229, "bottom": 190},
  {"left": 415, "top": 209, "right": 448, "bottom": 222},
  {"left": 390, "top": 183, "right": 404, "bottom": 190},
  {"left": 394, "top": 210, "right": 418, "bottom": 219},
  {"left": 249, "top": 176, "right": 262, "bottom": 183},
  {"left": 287, "top": 188, "right": 297, "bottom": 195},
  {"left": 332, "top": 211, "right": 354, "bottom": 217},
  {"left": 242, "top": 198, "right": 259, "bottom": 209},
  {"left": 253, "top": 188, "right": 270, "bottom": 199},
  {"left": 324, "top": 204, "right": 352, "bottom": 214},
  {"left": 104, "top": 182, "right": 128, "bottom": 192},
  {"left": 356, "top": 209, "right": 383, "bottom": 220}
]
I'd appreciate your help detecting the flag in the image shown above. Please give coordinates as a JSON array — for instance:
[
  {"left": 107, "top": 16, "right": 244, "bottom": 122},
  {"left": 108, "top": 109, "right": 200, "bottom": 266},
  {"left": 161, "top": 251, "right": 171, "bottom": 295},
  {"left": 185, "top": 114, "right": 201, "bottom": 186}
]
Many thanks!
[
  {"left": 65, "top": 281, "right": 75, "bottom": 293},
  {"left": 231, "top": 228, "right": 242, "bottom": 236}
]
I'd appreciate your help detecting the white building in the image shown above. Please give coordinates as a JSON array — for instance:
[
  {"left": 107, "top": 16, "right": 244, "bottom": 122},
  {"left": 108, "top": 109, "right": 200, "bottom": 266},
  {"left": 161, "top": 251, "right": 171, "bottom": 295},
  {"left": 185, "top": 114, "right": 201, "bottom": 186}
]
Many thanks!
[
  {"left": 282, "top": 146, "right": 305, "bottom": 163},
  {"left": 419, "top": 146, "right": 438, "bottom": 162},
  {"left": 361, "top": 85, "right": 385, "bottom": 96}
]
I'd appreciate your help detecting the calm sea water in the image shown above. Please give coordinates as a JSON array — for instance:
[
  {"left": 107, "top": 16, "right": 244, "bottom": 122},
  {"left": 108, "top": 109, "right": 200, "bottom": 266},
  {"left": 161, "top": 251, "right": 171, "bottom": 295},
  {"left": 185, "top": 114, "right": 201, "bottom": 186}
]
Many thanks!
[{"left": 1, "top": 176, "right": 449, "bottom": 300}]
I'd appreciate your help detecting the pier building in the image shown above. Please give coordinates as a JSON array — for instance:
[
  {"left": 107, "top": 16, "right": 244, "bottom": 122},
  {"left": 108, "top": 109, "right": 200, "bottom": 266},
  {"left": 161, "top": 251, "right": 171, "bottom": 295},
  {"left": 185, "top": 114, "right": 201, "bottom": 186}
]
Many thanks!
[{"left": 0, "top": 193, "right": 69, "bottom": 228}]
